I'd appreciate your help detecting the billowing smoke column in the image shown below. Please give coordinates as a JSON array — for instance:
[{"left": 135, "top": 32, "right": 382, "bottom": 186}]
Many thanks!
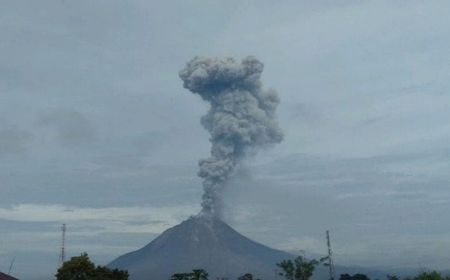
[{"left": 179, "top": 56, "right": 283, "bottom": 218}]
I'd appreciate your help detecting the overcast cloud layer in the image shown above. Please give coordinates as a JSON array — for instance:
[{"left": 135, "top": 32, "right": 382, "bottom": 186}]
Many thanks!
[{"left": 1, "top": 1, "right": 450, "bottom": 279}]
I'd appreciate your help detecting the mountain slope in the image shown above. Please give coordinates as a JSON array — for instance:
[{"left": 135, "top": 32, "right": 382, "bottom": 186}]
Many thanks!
[{"left": 108, "top": 216, "right": 293, "bottom": 280}]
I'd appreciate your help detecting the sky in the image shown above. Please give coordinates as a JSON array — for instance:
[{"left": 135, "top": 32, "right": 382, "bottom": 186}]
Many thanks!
[{"left": 1, "top": 1, "right": 450, "bottom": 279}]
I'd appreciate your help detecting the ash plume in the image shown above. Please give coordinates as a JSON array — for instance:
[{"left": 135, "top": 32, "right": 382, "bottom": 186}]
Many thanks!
[{"left": 179, "top": 56, "right": 283, "bottom": 218}]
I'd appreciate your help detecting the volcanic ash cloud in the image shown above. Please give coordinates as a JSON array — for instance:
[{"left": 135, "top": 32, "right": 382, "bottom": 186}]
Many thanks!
[{"left": 179, "top": 56, "right": 283, "bottom": 218}]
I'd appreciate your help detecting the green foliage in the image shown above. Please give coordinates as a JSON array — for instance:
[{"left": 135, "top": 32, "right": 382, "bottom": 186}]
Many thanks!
[
  {"left": 277, "top": 256, "right": 320, "bottom": 280},
  {"left": 238, "top": 273, "right": 253, "bottom": 280},
  {"left": 170, "top": 269, "right": 208, "bottom": 280},
  {"left": 238, "top": 273, "right": 261, "bottom": 280},
  {"left": 59, "top": 254, "right": 450, "bottom": 280},
  {"left": 56, "top": 252, "right": 128, "bottom": 280},
  {"left": 170, "top": 273, "right": 192, "bottom": 280},
  {"left": 412, "top": 271, "right": 444, "bottom": 280},
  {"left": 191, "top": 269, "right": 209, "bottom": 280},
  {"left": 340, "top": 271, "right": 450, "bottom": 280},
  {"left": 340, "top": 273, "right": 370, "bottom": 280},
  {"left": 386, "top": 275, "right": 400, "bottom": 280},
  {"left": 56, "top": 253, "right": 96, "bottom": 280},
  {"left": 95, "top": 266, "right": 129, "bottom": 280}
]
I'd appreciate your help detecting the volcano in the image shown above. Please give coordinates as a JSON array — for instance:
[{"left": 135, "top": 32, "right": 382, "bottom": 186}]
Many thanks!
[{"left": 108, "top": 216, "right": 294, "bottom": 280}]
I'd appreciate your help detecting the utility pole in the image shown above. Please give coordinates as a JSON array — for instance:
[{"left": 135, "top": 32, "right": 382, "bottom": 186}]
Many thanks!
[
  {"left": 326, "top": 230, "right": 336, "bottom": 280},
  {"left": 8, "top": 257, "right": 15, "bottom": 275},
  {"left": 60, "top": 224, "right": 66, "bottom": 265}
]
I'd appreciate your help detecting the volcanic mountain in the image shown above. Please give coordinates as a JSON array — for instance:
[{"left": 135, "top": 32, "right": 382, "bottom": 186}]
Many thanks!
[{"left": 108, "top": 216, "right": 294, "bottom": 280}]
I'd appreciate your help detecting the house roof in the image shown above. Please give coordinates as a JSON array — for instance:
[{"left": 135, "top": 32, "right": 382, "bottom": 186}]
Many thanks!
[{"left": 0, "top": 272, "right": 18, "bottom": 280}]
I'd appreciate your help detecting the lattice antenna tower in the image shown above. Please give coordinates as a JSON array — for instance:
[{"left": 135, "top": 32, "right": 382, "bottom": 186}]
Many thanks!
[
  {"left": 60, "top": 224, "right": 66, "bottom": 265},
  {"left": 326, "top": 230, "right": 336, "bottom": 280}
]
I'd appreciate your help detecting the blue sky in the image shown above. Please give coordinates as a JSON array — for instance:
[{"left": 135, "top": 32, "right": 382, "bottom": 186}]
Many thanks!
[{"left": 1, "top": 1, "right": 450, "bottom": 279}]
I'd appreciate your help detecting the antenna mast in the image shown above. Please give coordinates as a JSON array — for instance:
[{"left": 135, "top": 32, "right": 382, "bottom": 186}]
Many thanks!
[
  {"left": 60, "top": 224, "right": 66, "bottom": 265},
  {"left": 326, "top": 230, "right": 336, "bottom": 280},
  {"left": 8, "top": 257, "right": 15, "bottom": 275}
]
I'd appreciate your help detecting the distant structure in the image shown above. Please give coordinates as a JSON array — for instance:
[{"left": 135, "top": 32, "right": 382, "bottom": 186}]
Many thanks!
[
  {"left": 0, "top": 272, "right": 19, "bottom": 280},
  {"left": 326, "top": 230, "right": 336, "bottom": 280},
  {"left": 60, "top": 224, "right": 66, "bottom": 265},
  {"left": 7, "top": 258, "right": 14, "bottom": 275}
]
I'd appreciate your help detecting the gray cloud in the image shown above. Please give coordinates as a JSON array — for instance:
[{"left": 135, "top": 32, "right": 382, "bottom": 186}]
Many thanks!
[
  {"left": 223, "top": 152, "right": 450, "bottom": 269},
  {"left": 132, "top": 131, "right": 165, "bottom": 155},
  {"left": 38, "top": 109, "right": 95, "bottom": 147},
  {"left": 0, "top": 127, "right": 32, "bottom": 156}
]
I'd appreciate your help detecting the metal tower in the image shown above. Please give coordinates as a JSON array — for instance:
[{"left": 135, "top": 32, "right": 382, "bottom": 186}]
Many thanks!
[
  {"left": 326, "top": 230, "right": 336, "bottom": 280},
  {"left": 60, "top": 224, "right": 66, "bottom": 265},
  {"left": 8, "top": 257, "right": 15, "bottom": 275}
]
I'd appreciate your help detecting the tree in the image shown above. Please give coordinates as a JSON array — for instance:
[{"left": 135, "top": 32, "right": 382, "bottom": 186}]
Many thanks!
[
  {"left": 95, "top": 266, "right": 129, "bottom": 280},
  {"left": 238, "top": 273, "right": 254, "bottom": 280},
  {"left": 412, "top": 272, "right": 443, "bottom": 280},
  {"left": 352, "top": 274, "right": 370, "bottom": 280},
  {"left": 170, "top": 273, "right": 192, "bottom": 280},
  {"left": 191, "top": 269, "right": 209, "bottom": 280},
  {"left": 56, "top": 252, "right": 128, "bottom": 280},
  {"left": 56, "top": 253, "right": 96, "bottom": 280},
  {"left": 339, "top": 274, "right": 370, "bottom": 280},
  {"left": 170, "top": 269, "right": 208, "bottom": 280},
  {"left": 277, "top": 256, "right": 319, "bottom": 280},
  {"left": 386, "top": 275, "right": 400, "bottom": 280}
]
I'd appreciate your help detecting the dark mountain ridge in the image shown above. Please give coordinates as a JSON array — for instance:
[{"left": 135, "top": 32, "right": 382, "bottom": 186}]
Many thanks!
[
  {"left": 109, "top": 215, "right": 409, "bottom": 280},
  {"left": 109, "top": 216, "right": 293, "bottom": 280}
]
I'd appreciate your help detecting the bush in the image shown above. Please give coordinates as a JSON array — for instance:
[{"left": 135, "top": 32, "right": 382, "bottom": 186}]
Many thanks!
[{"left": 56, "top": 252, "right": 128, "bottom": 280}]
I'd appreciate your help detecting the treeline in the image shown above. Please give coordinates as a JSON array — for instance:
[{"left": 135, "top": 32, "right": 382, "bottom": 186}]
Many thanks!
[
  {"left": 56, "top": 253, "right": 128, "bottom": 280},
  {"left": 55, "top": 253, "right": 450, "bottom": 280},
  {"left": 339, "top": 272, "right": 450, "bottom": 280}
]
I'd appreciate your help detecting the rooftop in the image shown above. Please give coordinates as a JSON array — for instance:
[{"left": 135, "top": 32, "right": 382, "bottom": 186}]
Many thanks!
[{"left": 0, "top": 272, "right": 18, "bottom": 280}]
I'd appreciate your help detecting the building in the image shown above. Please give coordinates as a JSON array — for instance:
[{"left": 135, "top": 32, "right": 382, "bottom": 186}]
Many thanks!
[{"left": 0, "top": 272, "right": 18, "bottom": 280}]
